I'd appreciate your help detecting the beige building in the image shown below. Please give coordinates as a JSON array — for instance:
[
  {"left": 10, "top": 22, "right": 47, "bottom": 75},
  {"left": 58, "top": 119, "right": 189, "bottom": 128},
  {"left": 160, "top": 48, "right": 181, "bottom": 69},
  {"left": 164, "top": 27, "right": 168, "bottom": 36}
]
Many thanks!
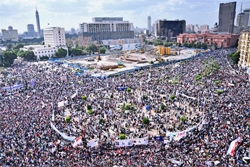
[
  {"left": 44, "top": 27, "right": 66, "bottom": 47},
  {"left": 238, "top": 30, "right": 250, "bottom": 68},
  {"left": 1, "top": 26, "right": 18, "bottom": 41}
]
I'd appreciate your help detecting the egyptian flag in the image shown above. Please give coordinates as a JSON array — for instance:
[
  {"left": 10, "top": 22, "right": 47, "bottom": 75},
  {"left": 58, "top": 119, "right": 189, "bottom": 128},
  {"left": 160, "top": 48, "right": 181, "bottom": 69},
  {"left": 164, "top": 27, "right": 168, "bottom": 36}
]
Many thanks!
[
  {"left": 226, "top": 137, "right": 243, "bottom": 156},
  {"left": 72, "top": 136, "right": 82, "bottom": 148}
]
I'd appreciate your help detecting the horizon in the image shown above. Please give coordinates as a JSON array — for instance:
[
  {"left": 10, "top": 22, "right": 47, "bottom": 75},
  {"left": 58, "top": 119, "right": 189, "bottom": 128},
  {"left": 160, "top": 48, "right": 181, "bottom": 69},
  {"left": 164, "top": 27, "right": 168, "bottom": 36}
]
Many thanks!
[{"left": 0, "top": 0, "right": 250, "bottom": 33}]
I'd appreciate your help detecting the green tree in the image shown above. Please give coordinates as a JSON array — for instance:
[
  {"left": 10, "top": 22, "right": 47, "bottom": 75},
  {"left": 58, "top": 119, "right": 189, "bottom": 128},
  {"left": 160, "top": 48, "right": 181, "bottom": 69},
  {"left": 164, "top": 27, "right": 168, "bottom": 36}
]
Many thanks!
[
  {"left": 183, "top": 43, "right": 188, "bottom": 47},
  {"left": 85, "top": 43, "right": 98, "bottom": 53},
  {"left": 55, "top": 48, "right": 67, "bottom": 58},
  {"left": 17, "top": 50, "right": 36, "bottom": 61},
  {"left": 164, "top": 42, "right": 173, "bottom": 47},
  {"left": 13, "top": 43, "right": 24, "bottom": 50},
  {"left": 230, "top": 51, "right": 240, "bottom": 64},
  {"left": 201, "top": 43, "right": 207, "bottom": 49},
  {"left": 154, "top": 39, "right": 163, "bottom": 46},
  {"left": 2, "top": 51, "right": 17, "bottom": 67},
  {"left": 100, "top": 47, "right": 106, "bottom": 54},
  {"left": 6, "top": 44, "right": 13, "bottom": 51},
  {"left": 71, "top": 48, "right": 82, "bottom": 56}
]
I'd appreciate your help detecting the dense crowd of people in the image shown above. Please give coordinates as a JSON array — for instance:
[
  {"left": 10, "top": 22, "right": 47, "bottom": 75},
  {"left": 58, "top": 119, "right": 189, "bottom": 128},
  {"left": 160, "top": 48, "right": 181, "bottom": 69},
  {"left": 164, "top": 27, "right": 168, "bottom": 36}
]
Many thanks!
[{"left": 0, "top": 48, "right": 249, "bottom": 166}]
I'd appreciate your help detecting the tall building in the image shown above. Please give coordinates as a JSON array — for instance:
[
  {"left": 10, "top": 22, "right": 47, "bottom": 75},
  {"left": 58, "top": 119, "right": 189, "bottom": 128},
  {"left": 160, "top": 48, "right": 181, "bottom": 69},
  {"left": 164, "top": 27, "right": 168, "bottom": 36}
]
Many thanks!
[
  {"left": 148, "top": 16, "right": 151, "bottom": 32},
  {"left": 238, "top": 30, "right": 250, "bottom": 68},
  {"left": 1, "top": 26, "right": 18, "bottom": 41},
  {"left": 79, "top": 17, "right": 134, "bottom": 41},
  {"left": 218, "top": 2, "right": 236, "bottom": 33},
  {"left": 36, "top": 6, "right": 41, "bottom": 37},
  {"left": 154, "top": 19, "right": 186, "bottom": 41},
  {"left": 43, "top": 27, "right": 66, "bottom": 47},
  {"left": 236, "top": 8, "right": 250, "bottom": 30},
  {"left": 200, "top": 24, "right": 209, "bottom": 31},
  {"left": 27, "top": 24, "right": 35, "bottom": 37}
]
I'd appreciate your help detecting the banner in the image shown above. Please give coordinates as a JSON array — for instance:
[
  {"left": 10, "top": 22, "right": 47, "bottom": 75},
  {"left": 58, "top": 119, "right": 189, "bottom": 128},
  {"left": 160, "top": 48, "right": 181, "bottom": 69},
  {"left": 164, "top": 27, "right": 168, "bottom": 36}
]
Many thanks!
[
  {"left": 226, "top": 137, "right": 243, "bottom": 156},
  {"left": 71, "top": 91, "right": 78, "bottom": 99},
  {"left": 2, "top": 84, "right": 23, "bottom": 91},
  {"left": 50, "top": 122, "right": 76, "bottom": 141},
  {"left": 115, "top": 137, "right": 148, "bottom": 147},
  {"left": 87, "top": 139, "right": 99, "bottom": 147},
  {"left": 58, "top": 100, "right": 68, "bottom": 107}
]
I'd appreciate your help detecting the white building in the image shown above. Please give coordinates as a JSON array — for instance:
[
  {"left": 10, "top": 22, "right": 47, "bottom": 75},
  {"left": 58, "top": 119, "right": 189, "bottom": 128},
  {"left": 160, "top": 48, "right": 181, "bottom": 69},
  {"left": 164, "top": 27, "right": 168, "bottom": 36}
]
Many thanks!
[
  {"left": 21, "top": 45, "right": 58, "bottom": 60},
  {"left": 1, "top": 26, "right": 18, "bottom": 41},
  {"left": 44, "top": 27, "right": 66, "bottom": 47},
  {"left": 79, "top": 17, "right": 134, "bottom": 41}
]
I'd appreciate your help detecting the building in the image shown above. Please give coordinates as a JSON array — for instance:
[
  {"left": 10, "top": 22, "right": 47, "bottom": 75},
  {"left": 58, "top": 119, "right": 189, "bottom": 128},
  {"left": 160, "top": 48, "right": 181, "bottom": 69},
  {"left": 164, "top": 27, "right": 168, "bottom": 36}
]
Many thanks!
[
  {"left": 43, "top": 27, "right": 66, "bottom": 47},
  {"left": 27, "top": 24, "right": 35, "bottom": 37},
  {"left": 177, "top": 31, "right": 239, "bottom": 48},
  {"left": 21, "top": 45, "right": 58, "bottom": 60},
  {"left": 200, "top": 24, "right": 209, "bottom": 31},
  {"left": 218, "top": 2, "right": 236, "bottom": 33},
  {"left": 236, "top": 8, "right": 250, "bottom": 31},
  {"left": 1, "top": 26, "right": 18, "bottom": 41},
  {"left": 154, "top": 19, "right": 186, "bottom": 41},
  {"left": 238, "top": 30, "right": 250, "bottom": 68},
  {"left": 186, "top": 24, "right": 195, "bottom": 33},
  {"left": 79, "top": 17, "right": 134, "bottom": 41},
  {"left": 148, "top": 16, "right": 151, "bottom": 32},
  {"left": 36, "top": 7, "right": 41, "bottom": 37}
]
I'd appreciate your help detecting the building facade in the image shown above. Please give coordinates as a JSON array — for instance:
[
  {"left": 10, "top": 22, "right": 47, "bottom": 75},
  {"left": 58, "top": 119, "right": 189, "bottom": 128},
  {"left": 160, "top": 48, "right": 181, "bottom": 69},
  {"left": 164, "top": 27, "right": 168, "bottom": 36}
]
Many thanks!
[
  {"left": 236, "top": 8, "right": 250, "bottom": 31},
  {"left": 154, "top": 20, "right": 186, "bottom": 41},
  {"left": 79, "top": 17, "right": 134, "bottom": 41},
  {"left": 177, "top": 31, "right": 239, "bottom": 48},
  {"left": 200, "top": 24, "right": 209, "bottom": 31},
  {"left": 148, "top": 16, "right": 151, "bottom": 32},
  {"left": 21, "top": 45, "right": 58, "bottom": 60},
  {"left": 1, "top": 26, "right": 18, "bottom": 41},
  {"left": 238, "top": 30, "right": 250, "bottom": 68},
  {"left": 36, "top": 7, "right": 41, "bottom": 37},
  {"left": 44, "top": 27, "right": 66, "bottom": 47},
  {"left": 218, "top": 2, "right": 236, "bottom": 33},
  {"left": 27, "top": 24, "right": 35, "bottom": 37}
]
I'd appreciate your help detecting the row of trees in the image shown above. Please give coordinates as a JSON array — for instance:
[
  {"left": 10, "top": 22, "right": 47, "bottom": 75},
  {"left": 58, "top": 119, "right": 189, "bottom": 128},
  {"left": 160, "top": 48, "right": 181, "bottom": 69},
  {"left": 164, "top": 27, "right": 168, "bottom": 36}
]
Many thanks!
[{"left": 67, "top": 44, "right": 106, "bottom": 57}]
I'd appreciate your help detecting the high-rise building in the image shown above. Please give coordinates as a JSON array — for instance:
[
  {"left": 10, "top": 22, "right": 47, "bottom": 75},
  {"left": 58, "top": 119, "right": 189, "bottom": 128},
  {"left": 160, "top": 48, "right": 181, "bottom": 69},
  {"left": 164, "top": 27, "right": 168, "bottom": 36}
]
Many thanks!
[
  {"left": 236, "top": 8, "right": 250, "bottom": 30},
  {"left": 79, "top": 17, "right": 134, "bottom": 41},
  {"left": 154, "top": 19, "right": 186, "bottom": 41},
  {"left": 218, "top": 2, "right": 236, "bottom": 33},
  {"left": 238, "top": 30, "right": 250, "bottom": 68},
  {"left": 43, "top": 27, "right": 66, "bottom": 47},
  {"left": 200, "top": 24, "right": 209, "bottom": 31},
  {"left": 36, "top": 6, "right": 41, "bottom": 37},
  {"left": 1, "top": 26, "right": 18, "bottom": 41},
  {"left": 27, "top": 24, "right": 35, "bottom": 37},
  {"left": 148, "top": 16, "right": 151, "bottom": 32}
]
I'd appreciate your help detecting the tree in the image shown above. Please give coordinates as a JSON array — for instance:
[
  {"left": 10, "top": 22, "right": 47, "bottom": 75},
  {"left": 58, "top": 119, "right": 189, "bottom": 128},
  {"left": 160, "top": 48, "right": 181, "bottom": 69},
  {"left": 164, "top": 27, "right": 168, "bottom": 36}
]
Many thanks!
[
  {"left": 100, "top": 47, "right": 106, "bottom": 54},
  {"left": 17, "top": 50, "right": 36, "bottom": 61},
  {"left": 154, "top": 39, "right": 163, "bottom": 46},
  {"left": 55, "top": 48, "right": 67, "bottom": 58},
  {"left": 2, "top": 51, "right": 17, "bottom": 67},
  {"left": 71, "top": 48, "right": 82, "bottom": 56},
  {"left": 164, "top": 42, "right": 173, "bottom": 47},
  {"left": 85, "top": 43, "right": 98, "bottom": 53},
  {"left": 201, "top": 43, "right": 207, "bottom": 49},
  {"left": 230, "top": 51, "right": 240, "bottom": 64},
  {"left": 13, "top": 43, "right": 24, "bottom": 50},
  {"left": 6, "top": 44, "right": 13, "bottom": 51},
  {"left": 142, "top": 118, "right": 150, "bottom": 125}
]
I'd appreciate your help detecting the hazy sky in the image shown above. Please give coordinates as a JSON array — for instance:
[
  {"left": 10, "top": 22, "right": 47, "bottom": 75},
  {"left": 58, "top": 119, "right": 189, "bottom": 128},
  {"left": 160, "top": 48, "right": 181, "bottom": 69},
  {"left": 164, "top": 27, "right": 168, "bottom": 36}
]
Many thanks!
[{"left": 0, "top": 0, "right": 250, "bottom": 33}]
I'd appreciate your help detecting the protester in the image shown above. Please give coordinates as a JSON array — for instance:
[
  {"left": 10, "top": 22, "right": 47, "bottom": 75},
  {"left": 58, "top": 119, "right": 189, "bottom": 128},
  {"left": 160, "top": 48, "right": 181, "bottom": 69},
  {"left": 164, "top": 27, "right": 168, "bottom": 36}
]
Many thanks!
[{"left": 0, "top": 48, "right": 249, "bottom": 166}]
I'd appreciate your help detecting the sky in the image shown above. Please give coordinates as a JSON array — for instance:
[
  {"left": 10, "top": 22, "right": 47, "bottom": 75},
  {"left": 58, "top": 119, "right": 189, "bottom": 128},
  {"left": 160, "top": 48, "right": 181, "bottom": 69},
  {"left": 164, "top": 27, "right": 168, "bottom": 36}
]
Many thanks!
[{"left": 0, "top": 0, "right": 250, "bottom": 33}]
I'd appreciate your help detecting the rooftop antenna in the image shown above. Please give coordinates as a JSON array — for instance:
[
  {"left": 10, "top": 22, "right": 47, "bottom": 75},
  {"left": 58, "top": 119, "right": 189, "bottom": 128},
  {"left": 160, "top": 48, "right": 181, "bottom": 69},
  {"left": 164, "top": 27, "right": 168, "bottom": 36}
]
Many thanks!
[
  {"left": 36, "top": 4, "right": 37, "bottom": 11},
  {"left": 240, "top": 3, "right": 242, "bottom": 12}
]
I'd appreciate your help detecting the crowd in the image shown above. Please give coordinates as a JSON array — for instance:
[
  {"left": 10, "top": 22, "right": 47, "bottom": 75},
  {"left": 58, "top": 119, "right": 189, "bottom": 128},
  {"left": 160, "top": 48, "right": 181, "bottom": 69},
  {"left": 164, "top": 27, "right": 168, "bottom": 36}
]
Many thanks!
[{"left": 0, "top": 48, "right": 249, "bottom": 166}]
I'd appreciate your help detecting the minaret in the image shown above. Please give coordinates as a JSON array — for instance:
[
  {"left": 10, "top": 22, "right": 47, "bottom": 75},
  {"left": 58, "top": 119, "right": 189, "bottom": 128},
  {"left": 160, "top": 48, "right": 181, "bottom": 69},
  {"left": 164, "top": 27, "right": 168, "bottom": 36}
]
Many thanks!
[{"left": 35, "top": 5, "right": 41, "bottom": 37}]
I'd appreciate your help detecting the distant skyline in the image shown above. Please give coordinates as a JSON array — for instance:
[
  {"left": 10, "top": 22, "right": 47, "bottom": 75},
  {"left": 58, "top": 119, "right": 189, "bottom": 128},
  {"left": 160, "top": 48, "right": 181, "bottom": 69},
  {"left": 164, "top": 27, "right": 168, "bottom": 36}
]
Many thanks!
[{"left": 0, "top": 0, "right": 250, "bottom": 33}]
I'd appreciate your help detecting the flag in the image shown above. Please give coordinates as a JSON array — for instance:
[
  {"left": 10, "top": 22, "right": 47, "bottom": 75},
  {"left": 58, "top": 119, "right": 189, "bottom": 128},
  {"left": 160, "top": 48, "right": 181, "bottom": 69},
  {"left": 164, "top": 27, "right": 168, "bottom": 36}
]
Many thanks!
[
  {"left": 72, "top": 136, "right": 82, "bottom": 148},
  {"left": 226, "top": 137, "right": 243, "bottom": 156}
]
